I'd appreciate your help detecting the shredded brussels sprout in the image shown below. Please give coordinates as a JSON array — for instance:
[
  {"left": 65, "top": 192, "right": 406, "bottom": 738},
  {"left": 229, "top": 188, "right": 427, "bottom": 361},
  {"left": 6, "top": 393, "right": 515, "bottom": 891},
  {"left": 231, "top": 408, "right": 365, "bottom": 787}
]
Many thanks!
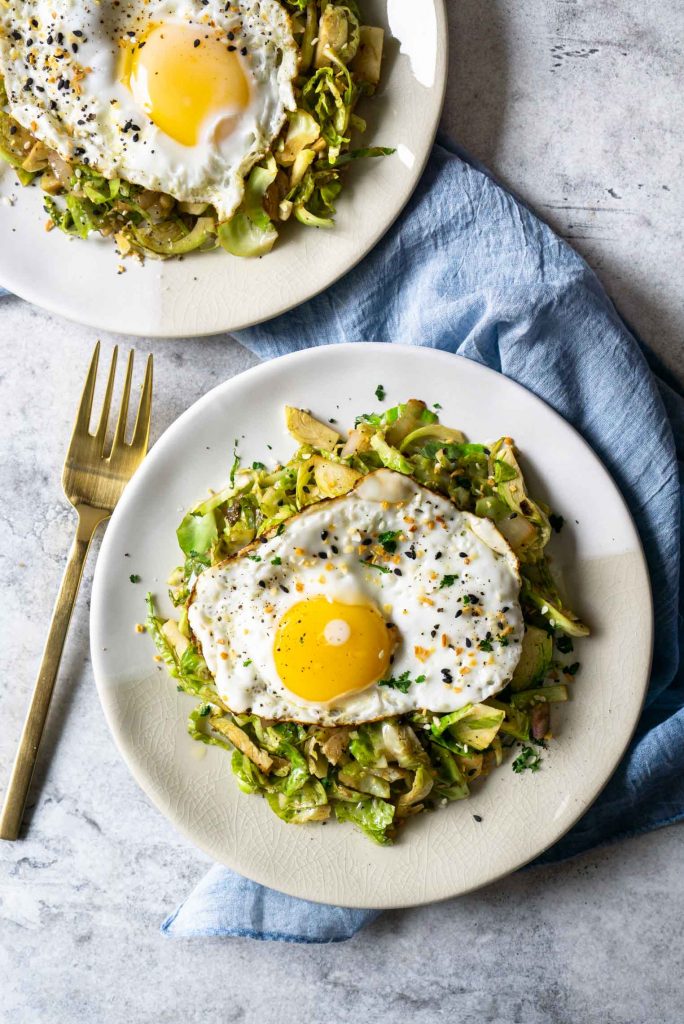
[
  {"left": 0, "top": 1, "right": 393, "bottom": 259},
  {"left": 146, "top": 398, "right": 589, "bottom": 844}
]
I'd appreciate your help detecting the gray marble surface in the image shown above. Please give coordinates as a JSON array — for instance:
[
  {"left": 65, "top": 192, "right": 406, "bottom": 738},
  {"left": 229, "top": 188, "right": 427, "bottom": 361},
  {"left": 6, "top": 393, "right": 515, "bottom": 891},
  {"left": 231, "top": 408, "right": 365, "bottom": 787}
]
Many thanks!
[{"left": 1, "top": 3, "right": 683, "bottom": 1022}]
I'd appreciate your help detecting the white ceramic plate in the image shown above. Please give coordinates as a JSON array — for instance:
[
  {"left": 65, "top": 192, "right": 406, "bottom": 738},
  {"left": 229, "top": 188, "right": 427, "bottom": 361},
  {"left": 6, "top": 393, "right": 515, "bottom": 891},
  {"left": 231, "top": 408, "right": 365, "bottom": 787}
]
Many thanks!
[
  {"left": 90, "top": 344, "right": 652, "bottom": 908},
  {"left": 0, "top": 2, "right": 446, "bottom": 338}
]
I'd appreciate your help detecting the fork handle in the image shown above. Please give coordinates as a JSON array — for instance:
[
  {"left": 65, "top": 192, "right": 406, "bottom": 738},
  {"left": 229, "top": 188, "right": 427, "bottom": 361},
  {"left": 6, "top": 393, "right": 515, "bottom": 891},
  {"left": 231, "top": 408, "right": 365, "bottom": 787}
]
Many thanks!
[{"left": 0, "top": 505, "right": 109, "bottom": 841}]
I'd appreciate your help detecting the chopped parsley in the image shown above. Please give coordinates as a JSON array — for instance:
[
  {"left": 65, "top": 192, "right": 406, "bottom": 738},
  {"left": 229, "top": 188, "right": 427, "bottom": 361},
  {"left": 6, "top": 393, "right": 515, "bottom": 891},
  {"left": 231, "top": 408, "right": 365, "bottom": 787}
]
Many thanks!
[
  {"left": 549, "top": 513, "right": 565, "bottom": 533},
  {"left": 375, "top": 384, "right": 386, "bottom": 401},
  {"left": 360, "top": 559, "right": 391, "bottom": 574},
  {"left": 379, "top": 670, "right": 426, "bottom": 693},
  {"left": 378, "top": 529, "right": 401, "bottom": 553},
  {"left": 434, "top": 402, "right": 442, "bottom": 410},
  {"left": 252, "top": 461, "right": 266, "bottom": 470},
  {"left": 129, "top": 574, "right": 141, "bottom": 583},
  {"left": 564, "top": 661, "right": 581, "bottom": 676},
  {"left": 512, "top": 746, "right": 542, "bottom": 773},
  {"left": 479, "top": 640, "right": 493, "bottom": 652},
  {"left": 271, "top": 556, "right": 282, "bottom": 566},
  {"left": 440, "top": 574, "right": 459, "bottom": 589},
  {"left": 243, "top": 659, "right": 252, "bottom": 667},
  {"left": 556, "top": 635, "right": 574, "bottom": 654},
  {"left": 247, "top": 554, "right": 261, "bottom": 562}
]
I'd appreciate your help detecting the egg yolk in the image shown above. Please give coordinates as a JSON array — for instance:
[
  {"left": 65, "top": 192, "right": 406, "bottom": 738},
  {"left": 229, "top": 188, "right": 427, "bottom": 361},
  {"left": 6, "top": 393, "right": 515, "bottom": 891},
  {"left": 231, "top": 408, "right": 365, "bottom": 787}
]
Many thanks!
[
  {"left": 122, "top": 23, "right": 251, "bottom": 147},
  {"left": 274, "top": 597, "right": 393, "bottom": 703}
]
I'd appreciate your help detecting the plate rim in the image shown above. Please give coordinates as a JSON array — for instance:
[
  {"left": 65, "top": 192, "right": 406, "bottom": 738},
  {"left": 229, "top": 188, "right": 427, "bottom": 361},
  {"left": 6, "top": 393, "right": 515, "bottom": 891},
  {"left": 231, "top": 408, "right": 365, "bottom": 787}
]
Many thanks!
[
  {"left": 0, "top": 2, "right": 448, "bottom": 338},
  {"left": 90, "top": 342, "right": 654, "bottom": 907}
]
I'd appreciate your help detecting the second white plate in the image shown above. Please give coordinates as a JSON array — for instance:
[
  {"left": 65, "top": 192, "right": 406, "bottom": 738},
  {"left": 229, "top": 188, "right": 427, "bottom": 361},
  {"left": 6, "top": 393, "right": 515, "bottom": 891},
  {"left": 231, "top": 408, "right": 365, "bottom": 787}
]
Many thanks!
[{"left": 0, "top": 2, "right": 447, "bottom": 337}]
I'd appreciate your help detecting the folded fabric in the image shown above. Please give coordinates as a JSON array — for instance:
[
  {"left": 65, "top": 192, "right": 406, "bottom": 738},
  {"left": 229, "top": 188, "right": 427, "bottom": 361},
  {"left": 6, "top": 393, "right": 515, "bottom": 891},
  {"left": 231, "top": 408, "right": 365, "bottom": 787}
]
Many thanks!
[
  {"left": 4, "top": 136, "right": 680, "bottom": 944},
  {"left": 161, "top": 865, "right": 379, "bottom": 942}
]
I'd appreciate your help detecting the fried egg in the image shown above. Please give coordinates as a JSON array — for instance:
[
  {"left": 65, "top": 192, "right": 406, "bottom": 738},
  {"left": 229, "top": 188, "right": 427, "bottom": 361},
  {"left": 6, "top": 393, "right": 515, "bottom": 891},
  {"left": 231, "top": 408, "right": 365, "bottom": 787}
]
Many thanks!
[
  {"left": 189, "top": 470, "right": 525, "bottom": 726},
  {"left": 0, "top": 0, "right": 298, "bottom": 218}
]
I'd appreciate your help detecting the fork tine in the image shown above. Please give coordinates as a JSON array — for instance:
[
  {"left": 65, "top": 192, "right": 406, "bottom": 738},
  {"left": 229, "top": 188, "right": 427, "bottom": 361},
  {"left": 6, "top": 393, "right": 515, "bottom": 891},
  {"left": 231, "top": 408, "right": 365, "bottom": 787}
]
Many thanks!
[
  {"left": 131, "top": 354, "right": 153, "bottom": 453},
  {"left": 73, "top": 341, "right": 100, "bottom": 435},
  {"left": 112, "top": 349, "right": 134, "bottom": 446},
  {"left": 94, "top": 345, "right": 118, "bottom": 449}
]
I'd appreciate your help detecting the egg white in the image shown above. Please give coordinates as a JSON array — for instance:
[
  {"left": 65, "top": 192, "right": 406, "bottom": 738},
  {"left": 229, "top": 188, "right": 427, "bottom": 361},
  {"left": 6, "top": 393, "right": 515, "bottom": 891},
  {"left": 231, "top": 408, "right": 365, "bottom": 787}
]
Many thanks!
[
  {"left": 189, "top": 470, "right": 525, "bottom": 726},
  {"left": 0, "top": 0, "right": 298, "bottom": 218}
]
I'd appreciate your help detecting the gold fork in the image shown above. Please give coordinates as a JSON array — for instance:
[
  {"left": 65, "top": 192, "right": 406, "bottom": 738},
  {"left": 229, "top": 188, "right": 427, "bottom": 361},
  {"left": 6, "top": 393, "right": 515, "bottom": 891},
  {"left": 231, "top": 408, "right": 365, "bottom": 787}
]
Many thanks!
[{"left": 0, "top": 343, "right": 153, "bottom": 841}]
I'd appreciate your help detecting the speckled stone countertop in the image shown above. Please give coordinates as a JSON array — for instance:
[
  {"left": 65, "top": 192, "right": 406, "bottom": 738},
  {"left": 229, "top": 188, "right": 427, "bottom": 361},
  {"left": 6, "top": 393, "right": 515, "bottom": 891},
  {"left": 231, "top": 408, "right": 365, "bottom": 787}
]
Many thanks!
[{"left": 1, "top": 3, "right": 682, "bottom": 1022}]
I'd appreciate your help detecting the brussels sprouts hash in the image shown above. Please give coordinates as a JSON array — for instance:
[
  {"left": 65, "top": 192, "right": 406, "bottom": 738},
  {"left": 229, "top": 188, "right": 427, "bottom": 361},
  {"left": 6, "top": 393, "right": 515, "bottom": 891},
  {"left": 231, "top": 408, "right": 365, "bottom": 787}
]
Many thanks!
[
  {"left": 0, "top": 1, "right": 393, "bottom": 259},
  {"left": 145, "top": 398, "right": 589, "bottom": 845}
]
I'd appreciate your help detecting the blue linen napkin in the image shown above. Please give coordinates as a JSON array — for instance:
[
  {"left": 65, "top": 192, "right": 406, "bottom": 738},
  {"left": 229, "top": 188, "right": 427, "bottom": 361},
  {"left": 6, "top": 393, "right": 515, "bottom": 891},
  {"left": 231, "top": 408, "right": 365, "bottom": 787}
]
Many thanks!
[{"left": 3, "top": 136, "right": 681, "bottom": 943}]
